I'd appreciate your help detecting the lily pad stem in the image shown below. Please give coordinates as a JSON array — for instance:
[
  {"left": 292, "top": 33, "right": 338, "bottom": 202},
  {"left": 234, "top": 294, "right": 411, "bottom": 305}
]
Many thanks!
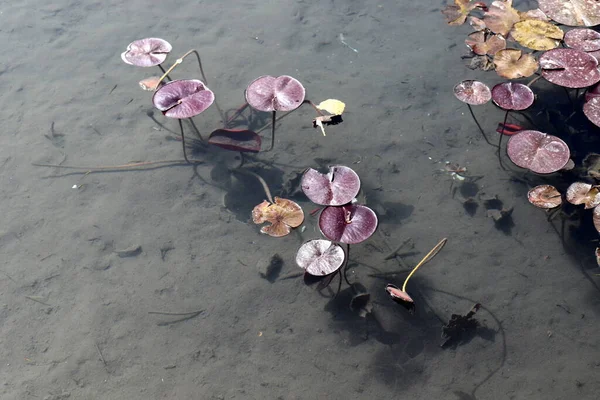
[
  {"left": 231, "top": 168, "right": 274, "bottom": 204},
  {"left": 401, "top": 238, "right": 447, "bottom": 292}
]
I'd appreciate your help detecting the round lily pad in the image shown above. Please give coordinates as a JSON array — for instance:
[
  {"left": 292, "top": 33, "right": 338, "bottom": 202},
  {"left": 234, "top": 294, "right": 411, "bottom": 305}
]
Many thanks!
[
  {"left": 121, "top": 38, "right": 172, "bottom": 67},
  {"left": 491, "top": 82, "right": 534, "bottom": 110},
  {"left": 539, "top": 48, "right": 600, "bottom": 88},
  {"left": 319, "top": 204, "right": 378, "bottom": 244},
  {"left": 453, "top": 80, "right": 491, "bottom": 105},
  {"left": 301, "top": 165, "right": 360, "bottom": 206},
  {"left": 296, "top": 239, "right": 345, "bottom": 276},
  {"left": 152, "top": 79, "right": 215, "bottom": 118},
  {"left": 506, "top": 130, "right": 570, "bottom": 174},
  {"left": 245, "top": 75, "right": 305, "bottom": 112},
  {"left": 527, "top": 185, "right": 562, "bottom": 209},
  {"left": 538, "top": 0, "right": 600, "bottom": 27},
  {"left": 564, "top": 28, "right": 600, "bottom": 52}
]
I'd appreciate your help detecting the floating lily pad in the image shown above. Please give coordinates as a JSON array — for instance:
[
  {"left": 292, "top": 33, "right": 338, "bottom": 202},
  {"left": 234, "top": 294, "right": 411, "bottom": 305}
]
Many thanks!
[
  {"left": 491, "top": 82, "right": 534, "bottom": 110},
  {"left": 494, "top": 49, "right": 539, "bottom": 79},
  {"left": 453, "top": 80, "right": 491, "bottom": 105},
  {"left": 540, "top": 48, "right": 600, "bottom": 88},
  {"left": 319, "top": 204, "right": 378, "bottom": 244},
  {"left": 252, "top": 197, "right": 304, "bottom": 237},
  {"left": 538, "top": 0, "right": 600, "bottom": 27},
  {"left": 566, "top": 182, "right": 600, "bottom": 208},
  {"left": 301, "top": 165, "right": 360, "bottom": 206},
  {"left": 152, "top": 79, "right": 215, "bottom": 118},
  {"left": 121, "top": 38, "right": 172, "bottom": 67},
  {"left": 506, "top": 130, "right": 570, "bottom": 174},
  {"left": 442, "top": 0, "right": 488, "bottom": 25},
  {"left": 564, "top": 28, "right": 600, "bottom": 52},
  {"left": 483, "top": 0, "right": 520, "bottom": 36},
  {"left": 510, "top": 19, "right": 564, "bottom": 51},
  {"left": 465, "top": 32, "right": 506, "bottom": 55},
  {"left": 296, "top": 239, "right": 345, "bottom": 276},
  {"left": 208, "top": 129, "right": 261, "bottom": 153},
  {"left": 245, "top": 75, "right": 305, "bottom": 112},
  {"left": 527, "top": 185, "right": 562, "bottom": 209}
]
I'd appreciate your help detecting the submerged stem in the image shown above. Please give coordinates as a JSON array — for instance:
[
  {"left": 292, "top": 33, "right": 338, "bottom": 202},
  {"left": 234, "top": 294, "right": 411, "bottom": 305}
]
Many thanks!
[
  {"left": 467, "top": 104, "right": 497, "bottom": 148},
  {"left": 231, "top": 168, "right": 274, "bottom": 203},
  {"left": 401, "top": 238, "right": 447, "bottom": 292},
  {"left": 498, "top": 110, "right": 509, "bottom": 170}
]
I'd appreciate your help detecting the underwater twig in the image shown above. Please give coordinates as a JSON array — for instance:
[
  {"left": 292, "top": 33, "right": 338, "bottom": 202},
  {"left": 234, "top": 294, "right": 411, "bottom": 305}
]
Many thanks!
[
  {"left": 32, "top": 159, "right": 195, "bottom": 172},
  {"left": 148, "top": 310, "right": 205, "bottom": 316}
]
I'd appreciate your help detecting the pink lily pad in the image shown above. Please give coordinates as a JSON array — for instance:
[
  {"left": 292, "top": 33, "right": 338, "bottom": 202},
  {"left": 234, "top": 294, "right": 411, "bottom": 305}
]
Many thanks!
[
  {"left": 453, "top": 80, "right": 491, "bottom": 105},
  {"left": 491, "top": 82, "right": 534, "bottom": 110},
  {"left": 319, "top": 204, "right": 378, "bottom": 244},
  {"left": 208, "top": 129, "right": 261, "bottom": 153},
  {"left": 121, "top": 38, "right": 172, "bottom": 67},
  {"left": 584, "top": 97, "right": 600, "bottom": 128},
  {"left": 506, "top": 130, "right": 570, "bottom": 174},
  {"left": 245, "top": 75, "right": 305, "bottom": 112},
  {"left": 564, "top": 28, "right": 600, "bottom": 52},
  {"left": 301, "top": 166, "right": 360, "bottom": 206},
  {"left": 538, "top": 0, "right": 600, "bottom": 27},
  {"left": 296, "top": 239, "right": 345, "bottom": 276},
  {"left": 152, "top": 79, "right": 215, "bottom": 119},
  {"left": 539, "top": 48, "right": 600, "bottom": 88}
]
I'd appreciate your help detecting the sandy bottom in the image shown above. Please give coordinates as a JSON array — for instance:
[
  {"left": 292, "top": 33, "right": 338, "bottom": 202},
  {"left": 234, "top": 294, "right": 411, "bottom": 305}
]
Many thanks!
[{"left": 1, "top": 0, "right": 599, "bottom": 399}]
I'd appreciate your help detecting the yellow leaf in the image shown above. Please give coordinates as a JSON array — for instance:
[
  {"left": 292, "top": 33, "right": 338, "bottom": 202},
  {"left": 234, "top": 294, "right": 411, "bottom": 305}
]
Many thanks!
[
  {"left": 510, "top": 20, "right": 564, "bottom": 51},
  {"left": 317, "top": 99, "right": 346, "bottom": 115}
]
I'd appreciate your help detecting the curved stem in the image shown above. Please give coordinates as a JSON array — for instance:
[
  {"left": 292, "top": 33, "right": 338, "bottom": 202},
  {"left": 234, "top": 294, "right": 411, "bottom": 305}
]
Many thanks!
[
  {"left": 157, "top": 64, "right": 172, "bottom": 82},
  {"left": 267, "top": 111, "right": 276, "bottom": 151},
  {"left": 467, "top": 104, "right": 496, "bottom": 147},
  {"left": 402, "top": 238, "right": 447, "bottom": 292},
  {"left": 231, "top": 168, "right": 274, "bottom": 203},
  {"left": 527, "top": 75, "right": 543, "bottom": 88},
  {"left": 498, "top": 110, "right": 509, "bottom": 170}
]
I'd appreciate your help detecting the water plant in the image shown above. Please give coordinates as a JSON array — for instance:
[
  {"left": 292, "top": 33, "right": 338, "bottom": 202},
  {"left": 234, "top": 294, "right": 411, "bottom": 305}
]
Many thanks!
[
  {"left": 121, "top": 37, "right": 345, "bottom": 163},
  {"left": 296, "top": 165, "right": 378, "bottom": 299},
  {"left": 385, "top": 238, "right": 447, "bottom": 314}
]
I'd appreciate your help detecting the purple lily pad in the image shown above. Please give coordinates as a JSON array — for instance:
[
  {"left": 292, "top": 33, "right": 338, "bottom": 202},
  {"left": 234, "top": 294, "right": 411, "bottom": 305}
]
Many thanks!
[
  {"left": 208, "top": 129, "right": 261, "bottom": 153},
  {"left": 319, "top": 204, "right": 378, "bottom": 244},
  {"left": 506, "top": 130, "right": 571, "bottom": 174},
  {"left": 491, "top": 82, "right": 534, "bottom": 110},
  {"left": 121, "top": 38, "right": 172, "bottom": 67},
  {"left": 301, "top": 166, "right": 360, "bottom": 206},
  {"left": 538, "top": 0, "right": 600, "bottom": 27},
  {"left": 564, "top": 28, "right": 600, "bottom": 52},
  {"left": 296, "top": 239, "right": 345, "bottom": 276},
  {"left": 453, "top": 80, "right": 491, "bottom": 105},
  {"left": 584, "top": 97, "right": 600, "bottom": 128},
  {"left": 245, "top": 75, "right": 305, "bottom": 112},
  {"left": 539, "top": 48, "right": 600, "bottom": 88},
  {"left": 152, "top": 79, "right": 215, "bottom": 119}
]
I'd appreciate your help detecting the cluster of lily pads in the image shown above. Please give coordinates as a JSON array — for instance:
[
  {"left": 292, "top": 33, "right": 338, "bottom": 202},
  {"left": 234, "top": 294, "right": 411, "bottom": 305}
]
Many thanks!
[
  {"left": 252, "top": 164, "right": 446, "bottom": 314},
  {"left": 444, "top": 0, "right": 600, "bottom": 261},
  {"left": 121, "top": 37, "right": 346, "bottom": 162},
  {"left": 446, "top": 0, "right": 600, "bottom": 172}
]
